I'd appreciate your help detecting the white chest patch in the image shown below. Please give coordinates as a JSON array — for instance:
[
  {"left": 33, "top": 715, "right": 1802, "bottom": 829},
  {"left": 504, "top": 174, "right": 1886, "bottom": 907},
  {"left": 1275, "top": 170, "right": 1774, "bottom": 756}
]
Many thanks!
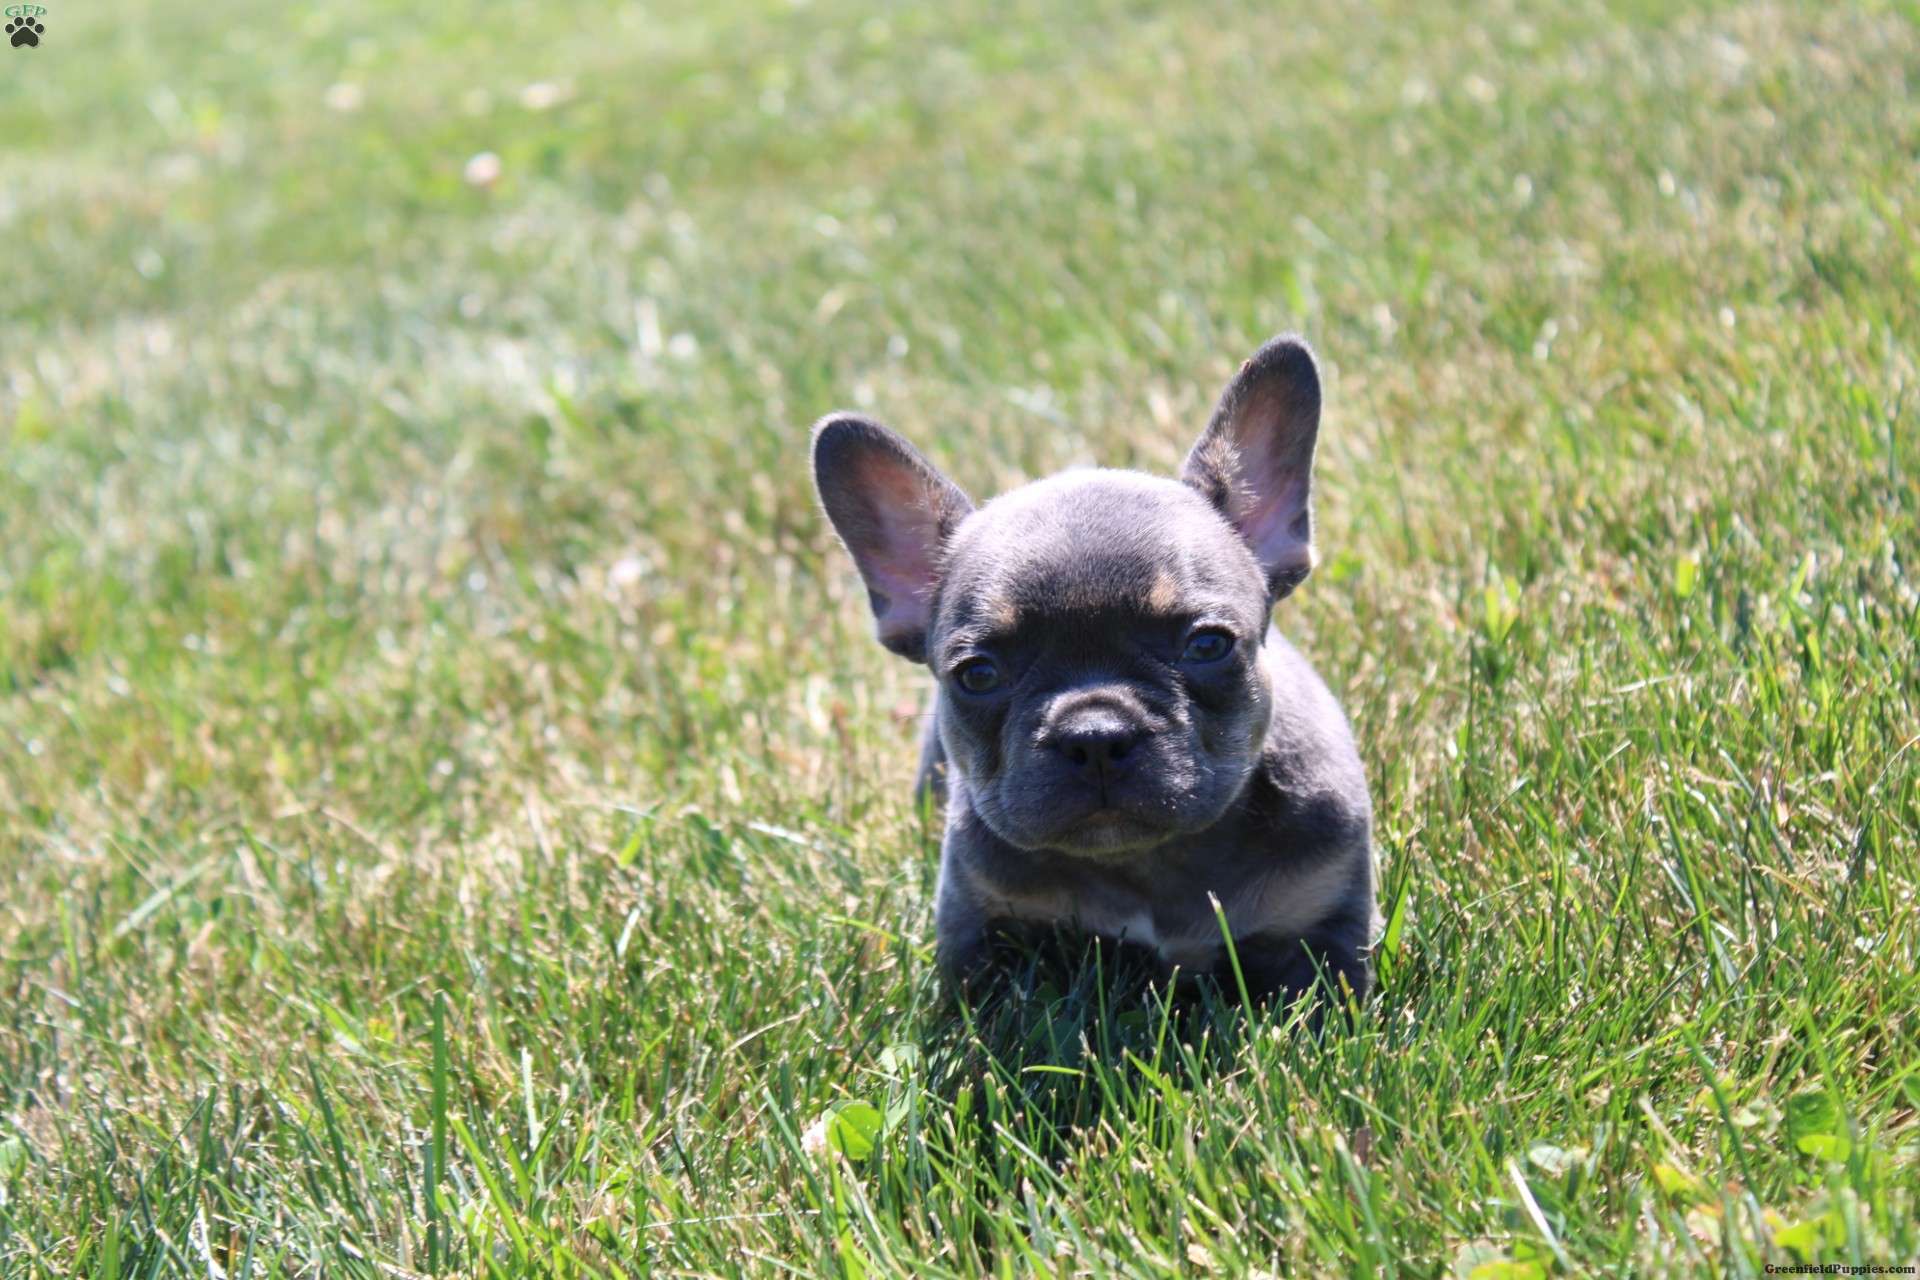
[
  {"left": 1103, "top": 911, "right": 1160, "bottom": 951},
  {"left": 1080, "top": 906, "right": 1227, "bottom": 970},
  {"left": 989, "top": 893, "right": 1216, "bottom": 968},
  {"left": 981, "top": 856, "right": 1354, "bottom": 971}
]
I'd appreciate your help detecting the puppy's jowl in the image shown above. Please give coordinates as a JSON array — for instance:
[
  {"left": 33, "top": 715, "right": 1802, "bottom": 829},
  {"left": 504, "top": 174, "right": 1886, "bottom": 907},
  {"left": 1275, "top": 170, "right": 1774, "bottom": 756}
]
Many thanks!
[{"left": 813, "top": 336, "right": 1379, "bottom": 1006}]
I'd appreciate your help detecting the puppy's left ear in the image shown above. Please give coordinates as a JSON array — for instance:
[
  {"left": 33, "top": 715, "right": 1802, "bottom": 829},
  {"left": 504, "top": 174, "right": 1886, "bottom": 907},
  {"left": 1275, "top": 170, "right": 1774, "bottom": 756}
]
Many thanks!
[{"left": 1181, "top": 334, "right": 1322, "bottom": 600}]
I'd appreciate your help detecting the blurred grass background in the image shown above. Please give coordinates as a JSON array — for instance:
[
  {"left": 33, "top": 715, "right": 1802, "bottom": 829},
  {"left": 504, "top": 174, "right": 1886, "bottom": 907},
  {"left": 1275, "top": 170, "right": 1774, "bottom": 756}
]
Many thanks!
[{"left": 2, "top": 0, "right": 1917, "bottom": 1275}]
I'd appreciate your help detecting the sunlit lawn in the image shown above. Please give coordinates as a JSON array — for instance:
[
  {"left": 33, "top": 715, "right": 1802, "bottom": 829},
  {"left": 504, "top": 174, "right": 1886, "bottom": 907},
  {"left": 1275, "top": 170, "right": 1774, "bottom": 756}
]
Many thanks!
[{"left": 2, "top": 0, "right": 1917, "bottom": 1275}]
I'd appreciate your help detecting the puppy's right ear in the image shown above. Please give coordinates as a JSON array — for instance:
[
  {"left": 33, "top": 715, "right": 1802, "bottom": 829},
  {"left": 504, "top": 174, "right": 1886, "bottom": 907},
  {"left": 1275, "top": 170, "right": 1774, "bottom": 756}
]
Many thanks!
[{"left": 812, "top": 415, "right": 973, "bottom": 663}]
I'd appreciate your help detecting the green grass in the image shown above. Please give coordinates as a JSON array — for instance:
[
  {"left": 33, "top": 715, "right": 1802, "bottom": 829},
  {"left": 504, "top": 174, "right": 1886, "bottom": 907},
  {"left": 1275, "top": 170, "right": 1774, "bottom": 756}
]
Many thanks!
[{"left": 2, "top": 0, "right": 1917, "bottom": 1274}]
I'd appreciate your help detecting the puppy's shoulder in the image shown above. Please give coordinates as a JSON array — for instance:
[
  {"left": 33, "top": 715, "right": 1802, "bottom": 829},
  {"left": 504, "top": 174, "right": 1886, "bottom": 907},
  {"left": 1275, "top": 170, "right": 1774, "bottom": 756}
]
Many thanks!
[{"left": 1255, "top": 628, "right": 1370, "bottom": 843}]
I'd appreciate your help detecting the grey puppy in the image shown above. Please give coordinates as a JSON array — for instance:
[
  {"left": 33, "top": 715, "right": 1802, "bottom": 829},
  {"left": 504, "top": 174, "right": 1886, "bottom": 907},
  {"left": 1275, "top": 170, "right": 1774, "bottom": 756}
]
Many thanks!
[{"left": 811, "top": 335, "right": 1378, "bottom": 1005}]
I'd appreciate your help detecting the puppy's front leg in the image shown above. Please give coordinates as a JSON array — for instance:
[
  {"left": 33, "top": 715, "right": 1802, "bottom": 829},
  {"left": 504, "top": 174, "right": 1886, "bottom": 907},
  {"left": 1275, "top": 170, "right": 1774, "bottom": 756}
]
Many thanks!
[{"left": 933, "top": 865, "right": 992, "bottom": 994}]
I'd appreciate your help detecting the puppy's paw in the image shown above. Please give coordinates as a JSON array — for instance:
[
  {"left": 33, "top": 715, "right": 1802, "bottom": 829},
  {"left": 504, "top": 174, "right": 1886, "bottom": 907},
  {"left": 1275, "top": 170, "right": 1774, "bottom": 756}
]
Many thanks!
[{"left": 1231, "top": 936, "right": 1370, "bottom": 1024}]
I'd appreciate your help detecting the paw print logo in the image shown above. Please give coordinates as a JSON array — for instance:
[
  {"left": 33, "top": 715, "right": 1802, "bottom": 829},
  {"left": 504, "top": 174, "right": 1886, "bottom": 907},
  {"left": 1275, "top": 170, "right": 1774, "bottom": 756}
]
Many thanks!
[{"left": 5, "top": 5, "right": 45, "bottom": 47}]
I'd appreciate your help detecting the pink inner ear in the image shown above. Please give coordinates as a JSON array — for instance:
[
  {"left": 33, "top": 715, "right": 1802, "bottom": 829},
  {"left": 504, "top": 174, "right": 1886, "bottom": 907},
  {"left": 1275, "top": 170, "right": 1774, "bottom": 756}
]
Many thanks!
[
  {"left": 1237, "top": 480, "right": 1310, "bottom": 572},
  {"left": 1229, "top": 435, "right": 1312, "bottom": 579},
  {"left": 856, "top": 456, "right": 947, "bottom": 641},
  {"left": 869, "top": 542, "right": 937, "bottom": 624}
]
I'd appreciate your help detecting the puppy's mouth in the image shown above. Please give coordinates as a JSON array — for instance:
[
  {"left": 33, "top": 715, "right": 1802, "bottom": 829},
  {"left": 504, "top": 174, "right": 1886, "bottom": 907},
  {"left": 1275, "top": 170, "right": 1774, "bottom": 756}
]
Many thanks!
[{"left": 1033, "top": 804, "right": 1174, "bottom": 856}]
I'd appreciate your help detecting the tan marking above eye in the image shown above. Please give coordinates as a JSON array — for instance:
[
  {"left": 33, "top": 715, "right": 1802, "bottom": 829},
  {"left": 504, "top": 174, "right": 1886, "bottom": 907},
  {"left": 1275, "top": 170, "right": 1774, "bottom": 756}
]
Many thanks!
[
  {"left": 1146, "top": 572, "right": 1182, "bottom": 614},
  {"left": 978, "top": 594, "right": 1019, "bottom": 629}
]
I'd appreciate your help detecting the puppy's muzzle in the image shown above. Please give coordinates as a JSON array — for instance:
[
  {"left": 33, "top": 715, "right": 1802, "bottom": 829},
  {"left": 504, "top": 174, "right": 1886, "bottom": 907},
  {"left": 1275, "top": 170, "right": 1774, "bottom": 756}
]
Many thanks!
[{"left": 1039, "top": 694, "right": 1152, "bottom": 799}]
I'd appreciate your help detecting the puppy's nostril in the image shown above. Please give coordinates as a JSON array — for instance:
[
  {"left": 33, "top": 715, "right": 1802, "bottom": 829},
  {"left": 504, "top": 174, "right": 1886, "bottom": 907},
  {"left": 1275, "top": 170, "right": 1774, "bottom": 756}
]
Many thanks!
[{"left": 1050, "top": 725, "right": 1137, "bottom": 778}]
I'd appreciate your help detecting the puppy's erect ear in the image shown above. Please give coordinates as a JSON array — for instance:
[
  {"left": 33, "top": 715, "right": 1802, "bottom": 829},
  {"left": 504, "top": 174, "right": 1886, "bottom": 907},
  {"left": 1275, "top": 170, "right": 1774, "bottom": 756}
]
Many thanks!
[
  {"left": 812, "top": 414, "right": 974, "bottom": 662},
  {"left": 1180, "top": 335, "right": 1322, "bottom": 600}
]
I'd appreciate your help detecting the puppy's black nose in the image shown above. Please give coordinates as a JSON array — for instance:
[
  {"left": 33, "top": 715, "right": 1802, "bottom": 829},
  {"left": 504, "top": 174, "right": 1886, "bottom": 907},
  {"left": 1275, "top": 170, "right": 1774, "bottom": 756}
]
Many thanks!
[{"left": 1045, "top": 707, "right": 1140, "bottom": 786}]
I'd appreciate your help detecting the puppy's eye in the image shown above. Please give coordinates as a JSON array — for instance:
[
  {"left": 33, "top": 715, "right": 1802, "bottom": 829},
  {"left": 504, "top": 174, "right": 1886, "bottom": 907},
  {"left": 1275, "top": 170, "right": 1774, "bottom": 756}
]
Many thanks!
[
  {"left": 954, "top": 657, "right": 1002, "bottom": 694},
  {"left": 1181, "top": 628, "right": 1235, "bottom": 664}
]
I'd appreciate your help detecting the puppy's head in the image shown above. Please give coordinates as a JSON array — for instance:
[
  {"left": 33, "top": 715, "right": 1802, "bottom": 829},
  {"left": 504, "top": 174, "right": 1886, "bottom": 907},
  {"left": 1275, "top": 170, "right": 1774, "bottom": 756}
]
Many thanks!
[{"left": 814, "top": 335, "right": 1323, "bottom": 856}]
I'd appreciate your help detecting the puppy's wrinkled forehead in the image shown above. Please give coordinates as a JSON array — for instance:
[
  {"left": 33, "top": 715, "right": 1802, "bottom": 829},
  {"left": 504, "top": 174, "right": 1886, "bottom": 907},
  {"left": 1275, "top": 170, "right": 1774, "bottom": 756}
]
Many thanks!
[{"left": 935, "top": 470, "right": 1267, "bottom": 640}]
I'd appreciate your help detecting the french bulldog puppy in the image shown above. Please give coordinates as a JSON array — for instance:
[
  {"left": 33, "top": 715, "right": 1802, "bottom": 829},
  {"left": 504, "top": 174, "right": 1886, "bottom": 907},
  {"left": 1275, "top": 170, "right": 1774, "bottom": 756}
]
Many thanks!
[{"left": 812, "top": 336, "right": 1378, "bottom": 1006}]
